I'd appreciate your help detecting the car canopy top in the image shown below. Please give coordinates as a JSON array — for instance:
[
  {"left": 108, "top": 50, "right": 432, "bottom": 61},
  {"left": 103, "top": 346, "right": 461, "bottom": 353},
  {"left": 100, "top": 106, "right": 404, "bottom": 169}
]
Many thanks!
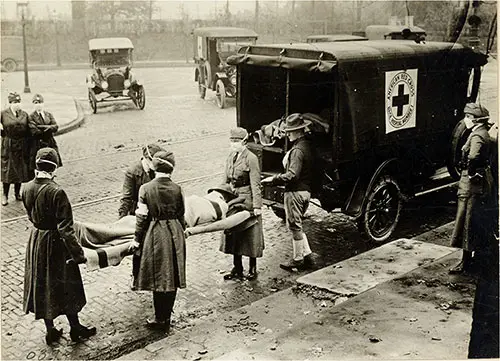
[
  {"left": 193, "top": 27, "right": 258, "bottom": 39},
  {"left": 227, "top": 40, "right": 487, "bottom": 72},
  {"left": 89, "top": 37, "right": 134, "bottom": 51},
  {"left": 306, "top": 34, "right": 368, "bottom": 42}
]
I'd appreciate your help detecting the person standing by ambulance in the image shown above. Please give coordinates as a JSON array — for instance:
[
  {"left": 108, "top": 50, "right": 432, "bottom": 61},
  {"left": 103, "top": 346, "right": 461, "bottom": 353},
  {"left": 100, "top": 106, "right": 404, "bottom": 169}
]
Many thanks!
[
  {"left": 449, "top": 103, "right": 494, "bottom": 274},
  {"left": 262, "top": 113, "right": 318, "bottom": 271}
]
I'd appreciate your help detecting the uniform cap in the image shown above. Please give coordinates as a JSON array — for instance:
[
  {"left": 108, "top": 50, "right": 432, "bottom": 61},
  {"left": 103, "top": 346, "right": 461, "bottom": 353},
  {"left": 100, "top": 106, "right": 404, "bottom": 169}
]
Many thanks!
[
  {"left": 464, "top": 103, "right": 489, "bottom": 122},
  {"left": 230, "top": 127, "right": 248, "bottom": 140},
  {"left": 32, "top": 93, "right": 44, "bottom": 103},
  {"left": 35, "top": 147, "right": 59, "bottom": 171},
  {"left": 152, "top": 150, "right": 175, "bottom": 173},
  {"left": 142, "top": 143, "right": 165, "bottom": 160},
  {"left": 8, "top": 92, "right": 21, "bottom": 103}
]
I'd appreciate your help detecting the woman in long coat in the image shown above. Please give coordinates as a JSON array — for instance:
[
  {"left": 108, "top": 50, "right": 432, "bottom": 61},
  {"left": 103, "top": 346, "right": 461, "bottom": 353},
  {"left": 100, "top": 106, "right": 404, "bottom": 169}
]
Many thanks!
[
  {"left": 129, "top": 150, "right": 185, "bottom": 334},
  {"left": 1, "top": 91, "right": 33, "bottom": 206},
  {"left": 221, "top": 127, "right": 264, "bottom": 281},
  {"left": 450, "top": 103, "right": 494, "bottom": 274},
  {"left": 23, "top": 147, "right": 96, "bottom": 345},
  {"left": 28, "top": 93, "right": 63, "bottom": 174}
]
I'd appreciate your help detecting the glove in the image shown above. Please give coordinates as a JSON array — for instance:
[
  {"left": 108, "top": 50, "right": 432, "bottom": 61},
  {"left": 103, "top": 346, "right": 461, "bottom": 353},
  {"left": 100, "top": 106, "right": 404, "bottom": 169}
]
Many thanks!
[
  {"left": 128, "top": 241, "right": 140, "bottom": 254},
  {"left": 253, "top": 208, "right": 262, "bottom": 216},
  {"left": 261, "top": 176, "right": 274, "bottom": 184}
]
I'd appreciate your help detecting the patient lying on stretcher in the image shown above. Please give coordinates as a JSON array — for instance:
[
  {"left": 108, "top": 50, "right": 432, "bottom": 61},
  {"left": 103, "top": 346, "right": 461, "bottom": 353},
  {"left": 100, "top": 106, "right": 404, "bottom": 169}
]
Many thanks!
[{"left": 74, "top": 184, "right": 254, "bottom": 269}]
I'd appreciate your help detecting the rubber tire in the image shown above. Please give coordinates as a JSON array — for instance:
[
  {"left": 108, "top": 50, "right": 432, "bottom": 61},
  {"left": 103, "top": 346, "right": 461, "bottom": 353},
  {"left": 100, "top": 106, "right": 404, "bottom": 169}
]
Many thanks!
[
  {"left": 3, "top": 59, "right": 17, "bottom": 72},
  {"left": 198, "top": 77, "right": 206, "bottom": 99},
  {"left": 447, "top": 119, "right": 470, "bottom": 180},
  {"left": 271, "top": 205, "right": 286, "bottom": 220},
  {"left": 216, "top": 79, "right": 226, "bottom": 109},
  {"left": 359, "top": 175, "right": 402, "bottom": 243},
  {"left": 136, "top": 86, "right": 146, "bottom": 110},
  {"left": 88, "top": 90, "right": 97, "bottom": 114}
]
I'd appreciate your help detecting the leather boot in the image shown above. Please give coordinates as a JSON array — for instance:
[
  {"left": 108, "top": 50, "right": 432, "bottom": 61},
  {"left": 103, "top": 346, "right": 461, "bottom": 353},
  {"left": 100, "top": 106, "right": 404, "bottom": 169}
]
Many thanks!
[
  {"left": 1, "top": 195, "right": 8, "bottom": 206},
  {"left": 70, "top": 325, "right": 97, "bottom": 342},
  {"left": 45, "top": 328, "right": 63, "bottom": 345},
  {"left": 223, "top": 267, "right": 244, "bottom": 280}
]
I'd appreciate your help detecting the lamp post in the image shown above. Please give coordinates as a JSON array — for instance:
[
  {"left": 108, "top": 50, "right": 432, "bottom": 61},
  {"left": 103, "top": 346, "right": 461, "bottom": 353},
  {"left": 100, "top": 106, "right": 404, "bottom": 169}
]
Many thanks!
[{"left": 17, "top": 1, "right": 30, "bottom": 93}]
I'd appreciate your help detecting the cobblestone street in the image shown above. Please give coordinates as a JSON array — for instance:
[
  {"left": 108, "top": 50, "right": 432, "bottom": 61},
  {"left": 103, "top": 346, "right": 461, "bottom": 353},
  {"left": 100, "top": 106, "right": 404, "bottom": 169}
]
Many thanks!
[{"left": 1, "top": 60, "right": 497, "bottom": 360}]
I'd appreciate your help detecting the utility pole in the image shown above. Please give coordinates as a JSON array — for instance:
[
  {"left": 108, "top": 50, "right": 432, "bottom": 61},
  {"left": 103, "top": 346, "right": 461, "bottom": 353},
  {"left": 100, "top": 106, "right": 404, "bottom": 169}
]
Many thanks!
[
  {"left": 254, "top": 0, "right": 259, "bottom": 31},
  {"left": 18, "top": 1, "right": 30, "bottom": 93}
]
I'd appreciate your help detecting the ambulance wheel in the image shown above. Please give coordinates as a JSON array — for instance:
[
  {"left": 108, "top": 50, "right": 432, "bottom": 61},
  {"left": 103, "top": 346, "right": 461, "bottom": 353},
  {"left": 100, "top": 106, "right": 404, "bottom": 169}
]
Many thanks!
[
  {"left": 216, "top": 80, "right": 226, "bottom": 109},
  {"left": 3, "top": 58, "right": 17, "bottom": 72},
  {"left": 136, "top": 86, "right": 146, "bottom": 110},
  {"left": 447, "top": 119, "right": 470, "bottom": 180},
  {"left": 358, "top": 175, "right": 402, "bottom": 243}
]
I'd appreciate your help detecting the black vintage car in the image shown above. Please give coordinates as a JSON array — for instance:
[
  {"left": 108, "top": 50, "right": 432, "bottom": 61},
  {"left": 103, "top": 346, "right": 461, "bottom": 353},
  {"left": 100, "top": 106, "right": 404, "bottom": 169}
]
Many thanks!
[
  {"left": 228, "top": 40, "right": 487, "bottom": 242},
  {"left": 193, "top": 27, "right": 257, "bottom": 109},
  {"left": 86, "top": 37, "right": 145, "bottom": 113}
]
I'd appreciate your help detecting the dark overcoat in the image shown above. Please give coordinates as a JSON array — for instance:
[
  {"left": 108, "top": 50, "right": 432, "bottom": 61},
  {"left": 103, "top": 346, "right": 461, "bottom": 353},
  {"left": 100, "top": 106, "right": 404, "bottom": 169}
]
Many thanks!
[
  {"left": 451, "top": 124, "right": 493, "bottom": 252},
  {"left": 134, "top": 177, "right": 186, "bottom": 292},
  {"left": 118, "top": 160, "right": 155, "bottom": 218},
  {"left": 1, "top": 108, "right": 33, "bottom": 183},
  {"left": 28, "top": 110, "right": 62, "bottom": 172},
  {"left": 22, "top": 178, "right": 87, "bottom": 320},
  {"left": 220, "top": 147, "right": 264, "bottom": 258}
]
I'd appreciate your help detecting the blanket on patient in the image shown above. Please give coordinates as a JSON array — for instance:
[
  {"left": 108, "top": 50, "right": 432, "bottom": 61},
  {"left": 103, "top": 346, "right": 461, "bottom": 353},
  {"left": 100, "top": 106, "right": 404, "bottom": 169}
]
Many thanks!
[{"left": 73, "top": 216, "right": 136, "bottom": 271}]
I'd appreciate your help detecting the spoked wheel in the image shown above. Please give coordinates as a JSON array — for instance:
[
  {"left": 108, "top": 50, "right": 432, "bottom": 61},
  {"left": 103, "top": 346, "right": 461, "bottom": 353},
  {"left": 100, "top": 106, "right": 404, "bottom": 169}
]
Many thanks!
[
  {"left": 88, "top": 90, "right": 97, "bottom": 114},
  {"left": 359, "top": 175, "right": 402, "bottom": 242},
  {"left": 136, "top": 86, "right": 146, "bottom": 110},
  {"left": 198, "top": 77, "right": 206, "bottom": 99},
  {"left": 215, "top": 79, "right": 226, "bottom": 109},
  {"left": 3, "top": 59, "right": 17, "bottom": 72}
]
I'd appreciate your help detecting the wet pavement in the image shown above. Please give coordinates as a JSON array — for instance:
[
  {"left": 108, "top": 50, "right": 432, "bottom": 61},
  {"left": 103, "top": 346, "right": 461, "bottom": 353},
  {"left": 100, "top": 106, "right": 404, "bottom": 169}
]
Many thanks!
[{"left": 1, "top": 60, "right": 497, "bottom": 359}]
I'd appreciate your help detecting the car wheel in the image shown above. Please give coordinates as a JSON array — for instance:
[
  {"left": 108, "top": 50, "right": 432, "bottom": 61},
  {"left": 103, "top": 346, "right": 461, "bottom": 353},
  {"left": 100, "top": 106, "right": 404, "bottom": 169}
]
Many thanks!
[
  {"left": 447, "top": 119, "right": 470, "bottom": 180},
  {"left": 88, "top": 90, "right": 97, "bottom": 114},
  {"left": 271, "top": 205, "right": 286, "bottom": 220},
  {"left": 136, "top": 86, "right": 146, "bottom": 110},
  {"left": 198, "top": 76, "right": 206, "bottom": 99},
  {"left": 2, "top": 59, "right": 17, "bottom": 72},
  {"left": 358, "top": 175, "right": 402, "bottom": 243},
  {"left": 216, "top": 79, "right": 226, "bottom": 109}
]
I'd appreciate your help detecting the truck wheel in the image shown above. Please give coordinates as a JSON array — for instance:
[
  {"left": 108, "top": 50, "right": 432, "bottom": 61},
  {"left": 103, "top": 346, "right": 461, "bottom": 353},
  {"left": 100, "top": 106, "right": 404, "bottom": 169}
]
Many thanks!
[
  {"left": 216, "top": 79, "right": 226, "bottom": 109},
  {"left": 3, "top": 59, "right": 17, "bottom": 72},
  {"left": 198, "top": 77, "right": 206, "bottom": 99},
  {"left": 136, "top": 86, "right": 146, "bottom": 110},
  {"left": 359, "top": 175, "right": 402, "bottom": 242},
  {"left": 447, "top": 119, "right": 470, "bottom": 180},
  {"left": 271, "top": 205, "right": 286, "bottom": 220},
  {"left": 88, "top": 90, "right": 97, "bottom": 114}
]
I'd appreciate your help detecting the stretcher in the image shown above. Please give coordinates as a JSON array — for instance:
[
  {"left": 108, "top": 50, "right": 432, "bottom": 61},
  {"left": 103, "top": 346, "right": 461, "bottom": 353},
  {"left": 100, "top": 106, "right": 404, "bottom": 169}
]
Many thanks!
[{"left": 74, "top": 211, "right": 254, "bottom": 271}]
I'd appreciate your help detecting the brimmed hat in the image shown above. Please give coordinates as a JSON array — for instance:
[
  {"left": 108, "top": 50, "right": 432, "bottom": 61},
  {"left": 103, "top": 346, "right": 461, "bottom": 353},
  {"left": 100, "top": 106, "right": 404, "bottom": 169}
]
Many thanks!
[
  {"left": 207, "top": 184, "right": 237, "bottom": 200},
  {"left": 32, "top": 94, "right": 44, "bottom": 103},
  {"left": 284, "top": 113, "right": 312, "bottom": 132},
  {"left": 152, "top": 150, "right": 175, "bottom": 173},
  {"left": 142, "top": 143, "right": 165, "bottom": 160},
  {"left": 8, "top": 92, "right": 21, "bottom": 103},
  {"left": 35, "top": 147, "right": 59, "bottom": 171},
  {"left": 464, "top": 103, "right": 490, "bottom": 122},
  {"left": 230, "top": 127, "right": 248, "bottom": 140}
]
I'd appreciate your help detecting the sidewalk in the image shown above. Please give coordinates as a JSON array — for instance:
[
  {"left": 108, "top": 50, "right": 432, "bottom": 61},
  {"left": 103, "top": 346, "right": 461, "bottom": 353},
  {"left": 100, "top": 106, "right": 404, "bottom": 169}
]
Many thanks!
[{"left": 121, "top": 237, "right": 475, "bottom": 360}]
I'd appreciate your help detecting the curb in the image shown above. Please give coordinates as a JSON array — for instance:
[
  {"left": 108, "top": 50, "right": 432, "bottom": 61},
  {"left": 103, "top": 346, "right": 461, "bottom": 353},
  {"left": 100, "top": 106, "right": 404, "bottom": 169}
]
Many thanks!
[
  {"left": 54, "top": 99, "right": 86, "bottom": 136},
  {"left": 12, "top": 61, "right": 195, "bottom": 72}
]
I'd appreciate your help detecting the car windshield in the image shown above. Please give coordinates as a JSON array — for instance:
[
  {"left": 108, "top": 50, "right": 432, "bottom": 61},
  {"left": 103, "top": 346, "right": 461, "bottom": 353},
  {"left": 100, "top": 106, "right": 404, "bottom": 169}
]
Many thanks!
[
  {"left": 93, "top": 49, "right": 130, "bottom": 67},
  {"left": 217, "top": 39, "right": 254, "bottom": 61}
]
